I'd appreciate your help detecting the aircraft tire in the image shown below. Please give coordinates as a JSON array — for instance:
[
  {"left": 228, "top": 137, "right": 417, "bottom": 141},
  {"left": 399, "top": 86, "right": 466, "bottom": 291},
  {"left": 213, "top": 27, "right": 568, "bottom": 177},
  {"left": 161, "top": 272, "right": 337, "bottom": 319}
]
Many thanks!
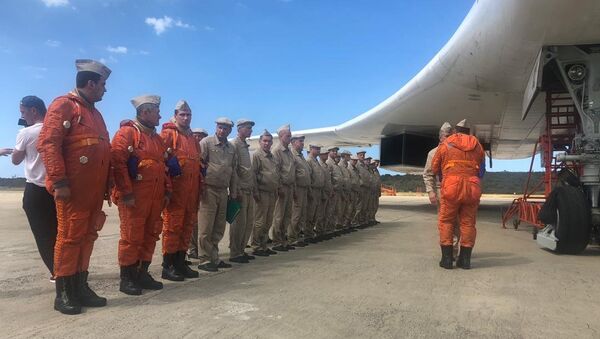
[{"left": 553, "top": 186, "right": 590, "bottom": 254}]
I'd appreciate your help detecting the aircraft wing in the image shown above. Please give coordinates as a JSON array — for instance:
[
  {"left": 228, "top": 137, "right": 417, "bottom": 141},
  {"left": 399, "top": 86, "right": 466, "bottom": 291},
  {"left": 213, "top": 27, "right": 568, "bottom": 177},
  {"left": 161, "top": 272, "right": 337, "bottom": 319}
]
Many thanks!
[{"left": 249, "top": 0, "right": 600, "bottom": 172}]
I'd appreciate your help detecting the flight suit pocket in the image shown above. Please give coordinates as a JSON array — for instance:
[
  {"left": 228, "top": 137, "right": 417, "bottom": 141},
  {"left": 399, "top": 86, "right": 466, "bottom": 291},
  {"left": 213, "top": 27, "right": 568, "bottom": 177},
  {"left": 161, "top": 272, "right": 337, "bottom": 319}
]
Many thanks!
[
  {"left": 441, "top": 177, "right": 460, "bottom": 202},
  {"left": 464, "top": 177, "right": 481, "bottom": 204}
]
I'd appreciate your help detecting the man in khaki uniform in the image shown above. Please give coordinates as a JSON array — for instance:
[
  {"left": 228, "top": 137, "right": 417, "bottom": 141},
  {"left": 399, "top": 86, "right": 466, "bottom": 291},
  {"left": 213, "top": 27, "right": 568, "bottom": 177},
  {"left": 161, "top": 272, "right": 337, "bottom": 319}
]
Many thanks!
[
  {"left": 271, "top": 125, "right": 296, "bottom": 252},
  {"left": 317, "top": 151, "right": 333, "bottom": 238},
  {"left": 306, "top": 145, "right": 324, "bottom": 242},
  {"left": 188, "top": 128, "right": 208, "bottom": 260},
  {"left": 197, "top": 118, "right": 238, "bottom": 272},
  {"left": 251, "top": 130, "right": 280, "bottom": 256},
  {"left": 338, "top": 150, "right": 353, "bottom": 230},
  {"left": 423, "top": 122, "right": 459, "bottom": 256},
  {"left": 325, "top": 147, "right": 344, "bottom": 233},
  {"left": 356, "top": 151, "right": 371, "bottom": 227},
  {"left": 229, "top": 119, "right": 257, "bottom": 264},
  {"left": 372, "top": 159, "right": 382, "bottom": 223},
  {"left": 289, "top": 135, "right": 311, "bottom": 247},
  {"left": 348, "top": 155, "right": 362, "bottom": 227}
]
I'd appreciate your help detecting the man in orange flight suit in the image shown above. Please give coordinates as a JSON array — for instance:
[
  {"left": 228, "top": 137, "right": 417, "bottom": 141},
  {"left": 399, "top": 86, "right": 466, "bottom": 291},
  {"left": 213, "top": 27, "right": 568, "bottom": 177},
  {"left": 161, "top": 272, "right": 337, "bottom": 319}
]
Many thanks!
[
  {"left": 37, "top": 59, "right": 111, "bottom": 315},
  {"left": 111, "top": 95, "right": 172, "bottom": 295},
  {"left": 432, "top": 119, "right": 484, "bottom": 270},
  {"left": 160, "top": 100, "right": 200, "bottom": 281}
]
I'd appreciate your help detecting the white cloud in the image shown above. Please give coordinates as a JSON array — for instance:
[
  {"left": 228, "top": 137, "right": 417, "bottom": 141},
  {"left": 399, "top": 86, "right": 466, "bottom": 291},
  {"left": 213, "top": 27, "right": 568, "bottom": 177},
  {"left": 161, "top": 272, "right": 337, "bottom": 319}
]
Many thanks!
[
  {"left": 41, "top": 0, "right": 69, "bottom": 7},
  {"left": 45, "top": 40, "right": 61, "bottom": 47},
  {"left": 23, "top": 66, "right": 48, "bottom": 79},
  {"left": 145, "top": 16, "right": 194, "bottom": 35},
  {"left": 106, "top": 45, "right": 128, "bottom": 54},
  {"left": 204, "top": 26, "right": 215, "bottom": 31},
  {"left": 99, "top": 55, "right": 118, "bottom": 64},
  {"left": 139, "top": 50, "right": 150, "bottom": 55}
]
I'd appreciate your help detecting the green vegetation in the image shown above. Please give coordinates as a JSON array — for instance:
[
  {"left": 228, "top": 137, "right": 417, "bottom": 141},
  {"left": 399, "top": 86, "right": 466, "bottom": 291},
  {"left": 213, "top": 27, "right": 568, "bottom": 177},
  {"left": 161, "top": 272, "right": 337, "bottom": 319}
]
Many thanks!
[{"left": 381, "top": 172, "right": 545, "bottom": 194}]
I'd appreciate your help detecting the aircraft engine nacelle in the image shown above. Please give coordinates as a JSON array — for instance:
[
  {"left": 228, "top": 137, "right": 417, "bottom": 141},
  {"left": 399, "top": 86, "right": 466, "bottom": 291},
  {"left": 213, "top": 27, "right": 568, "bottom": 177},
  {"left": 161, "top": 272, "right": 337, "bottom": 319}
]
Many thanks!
[{"left": 379, "top": 133, "right": 439, "bottom": 173}]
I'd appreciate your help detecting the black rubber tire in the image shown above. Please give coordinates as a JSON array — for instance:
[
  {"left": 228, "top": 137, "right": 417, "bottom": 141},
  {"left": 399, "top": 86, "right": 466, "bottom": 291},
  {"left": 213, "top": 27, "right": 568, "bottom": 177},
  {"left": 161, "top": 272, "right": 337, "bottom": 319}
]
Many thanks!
[{"left": 538, "top": 185, "right": 590, "bottom": 254}]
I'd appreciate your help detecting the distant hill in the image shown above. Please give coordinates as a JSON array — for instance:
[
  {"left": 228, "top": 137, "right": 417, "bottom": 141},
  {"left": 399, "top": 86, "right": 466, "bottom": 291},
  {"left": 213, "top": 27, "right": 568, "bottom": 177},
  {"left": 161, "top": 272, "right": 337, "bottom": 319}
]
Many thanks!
[
  {"left": 380, "top": 172, "right": 545, "bottom": 194},
  {"left": 0, "top": 177, "right": 26, "bottom": 188},
  {"left": 1, "top": 172, "right": 544, "bottom": 194}
]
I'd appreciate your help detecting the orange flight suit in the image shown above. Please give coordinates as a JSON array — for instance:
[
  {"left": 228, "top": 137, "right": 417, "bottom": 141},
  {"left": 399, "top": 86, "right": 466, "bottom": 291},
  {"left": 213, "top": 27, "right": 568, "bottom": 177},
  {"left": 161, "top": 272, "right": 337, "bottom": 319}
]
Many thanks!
[
  {"left": 37, "top": 90, "right": 111, "bottom": 278},
  {"left": 160, "top": 123, "right": 201, "bottom": 254},
  {"left": 111, "top": 120, "right": 172, "bottom": 266},
  {"left": 431, "top": 133, "right": 484, "bottom": 248}
]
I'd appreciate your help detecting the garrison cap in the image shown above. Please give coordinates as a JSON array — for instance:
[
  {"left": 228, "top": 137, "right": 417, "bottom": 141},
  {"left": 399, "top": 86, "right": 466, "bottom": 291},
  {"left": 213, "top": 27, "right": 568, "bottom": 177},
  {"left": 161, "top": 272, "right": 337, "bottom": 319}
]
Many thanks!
[
  {"left": 75, "top": 59, "right": 111, "bottom": 78},
  {"left": 356, "top": 150, "right": 366, "bottom": 155},
  {"left": 456, "top": 119, "right": 469, "bottom": 128},
  {"left": 236, "top": 119, "right": 255, "bottom": 127},
  {"left": 340, "top": 149, "right": 351, "bottom": 155},
  {"left": 191, "top": 128, "right": 208, "bottom": 135},
  {"left": 309, "top": 144, "right": 322, "bottom": 149},
  {"left": 131, "top": 94, "right": 161, "bottom": 109},
  {"left": 351, "top": 155, "right": 359, "bottom": 160},
  {"left": 440, "top": 122, "right": 452, "bottom": 134},
  {"left": 260, "top": 129, "right": 273, "bottom": 138},
  {"left": 290, "top": 135, "right": 305, "bottom": 141},
  {"left": 328, "top": 146, "right": 339, "bottom": 152},
  {"left": 215, "top": 117, "right": 234, "bottom": 127},
  {"left": 175, "top": 100, "right": 191, "bottom": 112},
  {"left": 365, "top": 156, "right": 372, "bottom": 160},
  {"left": 277, "top": 124, "right": 291, "bottom": 134}
]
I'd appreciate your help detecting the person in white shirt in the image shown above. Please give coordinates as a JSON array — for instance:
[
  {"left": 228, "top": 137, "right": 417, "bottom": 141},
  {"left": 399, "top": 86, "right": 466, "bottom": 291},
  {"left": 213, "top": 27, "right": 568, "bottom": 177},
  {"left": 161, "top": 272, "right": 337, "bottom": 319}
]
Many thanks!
[{"left": 12, "top": 96, "right": 57, "bottom": 279}]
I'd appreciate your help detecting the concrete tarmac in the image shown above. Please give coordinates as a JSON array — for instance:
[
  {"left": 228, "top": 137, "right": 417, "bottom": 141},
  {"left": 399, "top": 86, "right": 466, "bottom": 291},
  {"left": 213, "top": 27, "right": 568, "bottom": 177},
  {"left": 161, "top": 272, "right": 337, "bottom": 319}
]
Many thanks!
[{"left": 0, "top": 192, "right": 599, "bottom": 338}]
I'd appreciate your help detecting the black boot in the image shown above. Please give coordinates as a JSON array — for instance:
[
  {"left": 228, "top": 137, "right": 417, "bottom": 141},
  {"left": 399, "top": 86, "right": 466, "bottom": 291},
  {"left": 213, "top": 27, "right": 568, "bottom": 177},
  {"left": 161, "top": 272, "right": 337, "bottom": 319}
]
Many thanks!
[
  {"left": 175, "top": 251, "right": 199, "bottom": 278},
  {"left": 162, "top": 253, "right": 184, "bottom": 281},
  {"left": 120, "top": 265, "right": 142, "bottom": 295},
  {"left": 54, "top": 275, "right": 81, "bottom": 315},
  {"left": 456, "top": 246, "right": 472, "bottom": 269},
  {"left": 78, "top": 271, "right": 107, "bottom": 307},
  {"left": 439, "top": 245, "right": 453, "bottom": 269},
  {"left": 138, "top": 261, "right": 163, "bottom": 290}
]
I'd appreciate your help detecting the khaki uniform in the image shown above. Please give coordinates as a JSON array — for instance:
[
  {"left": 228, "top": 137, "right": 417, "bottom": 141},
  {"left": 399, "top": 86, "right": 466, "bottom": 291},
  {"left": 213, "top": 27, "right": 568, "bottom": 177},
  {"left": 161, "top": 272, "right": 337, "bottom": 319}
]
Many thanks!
[
  {"left": 372, "top": 167, "right": 382, "bottom": 220},
  {"left": 338, "top": 159, "right": 353, "bottom": 227},
  {"left": 271, "top": 143, "right": 296, "bottom": 247},
  {"left": 356, "top": 161, "right": 371, "bottom": 225},
  {"left": 289, "top": 149, "right": 311, "bottom": 244},
  {"left": 198, "top": 135, "right": 237, "bottom": 265},
  {"left": 348, "top": 161, "right": 362, "bottom": 225},
  {"left": 230, "top": 137, "right": 256, "bottom": 259},
  {"left": 251, "top": 148, "right": 280, "bottom": 251},
  {"left": 317, "top": 159, "right": 333, "bottom": 235},
  {"left": 326, "top": 157, "right": 344, "bottom": 229},
  {"left": 306, "top": 154, "right": 324, "bottom": 238}
]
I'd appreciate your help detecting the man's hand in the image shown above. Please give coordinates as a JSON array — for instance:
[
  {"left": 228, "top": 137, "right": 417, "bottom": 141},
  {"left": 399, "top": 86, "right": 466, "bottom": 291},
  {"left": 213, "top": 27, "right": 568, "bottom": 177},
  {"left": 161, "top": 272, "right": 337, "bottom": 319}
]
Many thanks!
[
  {"left": 0, "top": 148, "right": 14, "bottom": 156},
  {"left": 54, "top": 186, "right": 71, "bottom": 201},
  {"left": 428, "top": 191, "right": 438, "bottom": 205}
]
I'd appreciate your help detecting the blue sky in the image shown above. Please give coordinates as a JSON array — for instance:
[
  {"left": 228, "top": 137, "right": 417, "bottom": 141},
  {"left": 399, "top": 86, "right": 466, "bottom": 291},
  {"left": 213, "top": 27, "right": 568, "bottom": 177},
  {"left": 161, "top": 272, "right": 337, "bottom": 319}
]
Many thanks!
[{"left": 0, "top": 0, "right": 539, "bottom": 177}]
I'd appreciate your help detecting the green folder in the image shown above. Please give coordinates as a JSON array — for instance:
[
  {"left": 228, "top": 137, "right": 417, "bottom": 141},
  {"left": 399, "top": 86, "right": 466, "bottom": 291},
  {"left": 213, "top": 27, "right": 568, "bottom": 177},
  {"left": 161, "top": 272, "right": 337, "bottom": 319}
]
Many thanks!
[{"left": 226, "top": 198, "right": 242, "bottom": 224}]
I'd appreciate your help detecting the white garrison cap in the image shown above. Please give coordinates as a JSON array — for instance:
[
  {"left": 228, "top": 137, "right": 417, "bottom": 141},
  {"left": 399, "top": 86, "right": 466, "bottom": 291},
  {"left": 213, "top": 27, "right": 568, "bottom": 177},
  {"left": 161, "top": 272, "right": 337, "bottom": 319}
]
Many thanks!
[
  {"left": 215, "top": 117, "right": 234, "bottom": 126},
  {"left": 131, "top": 95, "right": 161, "bottom": 109},
  {"left": 75, "top": 59, "right": 111, "bottom": 78},
  {"left": 277, "top": 124, "right": 291, "bottom": 133},
  {"left": 440, "top": 122, "right": 452, "bottom": 133},
  {"left": 351, "top": 155, "right": 359, "bottom": 160},
  {"left": 309, "top": 144, "right": 322, "bottom": 149},
  {"left": 356, "top": 150, "right": 366, "bottom": 154},
  {"left": 328, "top": 146, "right": 339, "bottom": 152},
  {"left": 340, "top": 149, "right": 351, "bottom": 155},
  {"left": 175, "top": 100, "right": 191, "bottom": 112},
  {"left": 456, "top": 119, "right": 469, "bottom": 128},
  {"left": 260, "top": 129, "right": 272, "bottom": 137},
  {"left": 290, "top": 134, "right": 305, "bottom": 141},
  {"left": 191, "top": 128, "right": 208, "bottom": 135},
  {"left": 236, "top": 119, "right": 255, "bottom": 127}
]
